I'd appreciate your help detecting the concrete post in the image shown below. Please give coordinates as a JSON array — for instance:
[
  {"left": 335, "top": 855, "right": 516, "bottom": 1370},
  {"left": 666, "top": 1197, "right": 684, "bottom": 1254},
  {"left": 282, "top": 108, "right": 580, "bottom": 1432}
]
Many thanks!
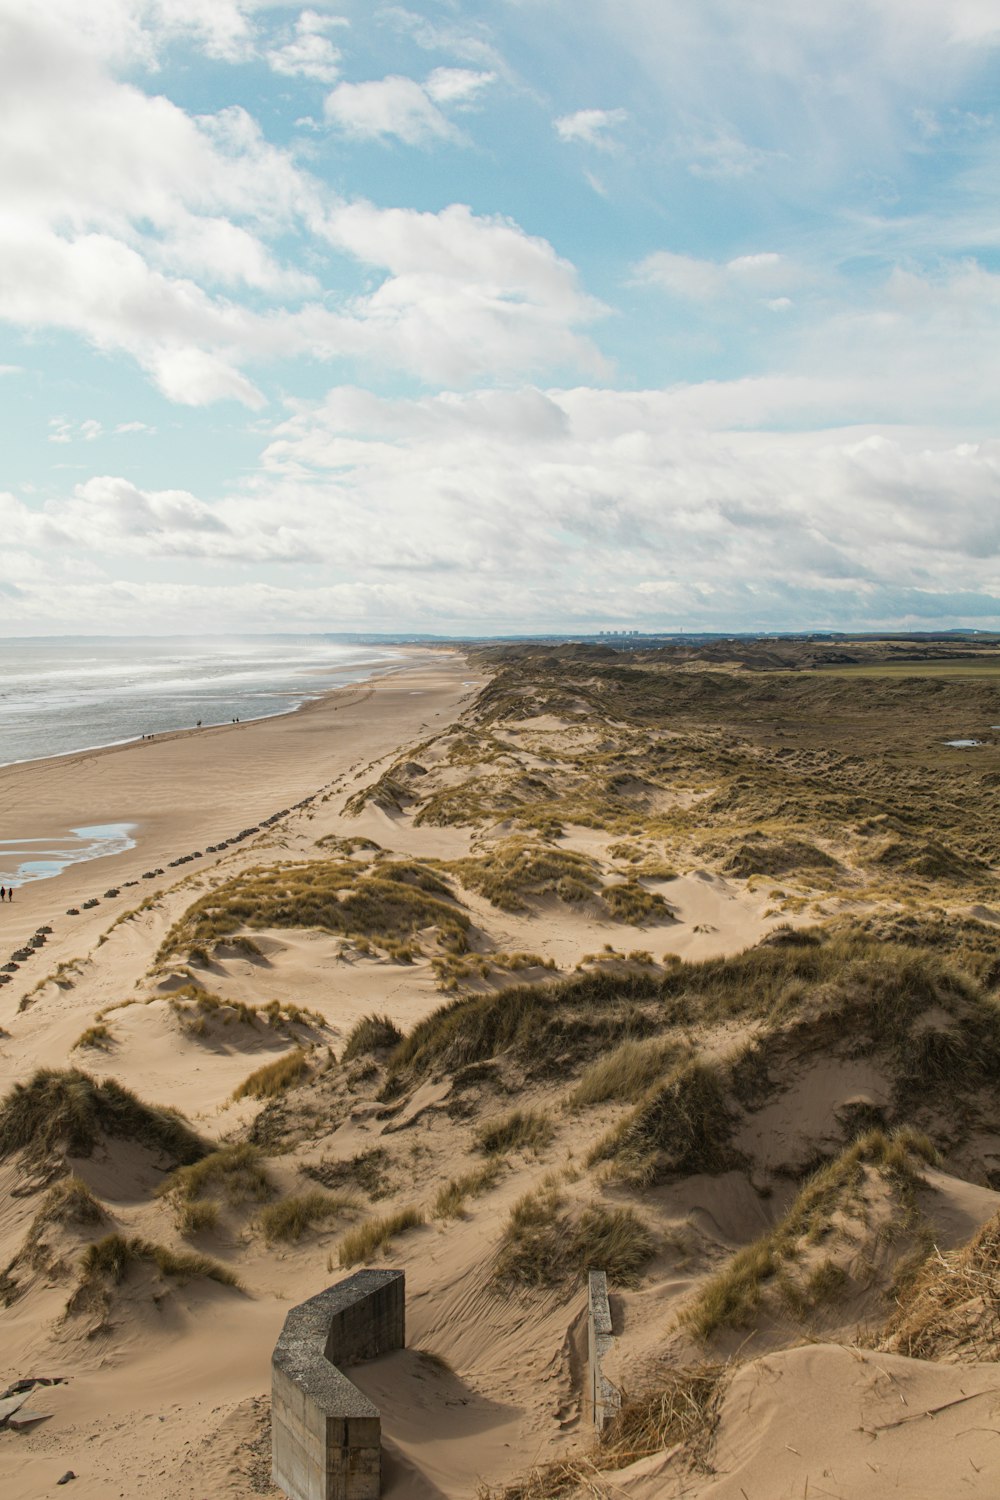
[{"left": 588, "top": 1269, "right": 621, "bottom": 1436}]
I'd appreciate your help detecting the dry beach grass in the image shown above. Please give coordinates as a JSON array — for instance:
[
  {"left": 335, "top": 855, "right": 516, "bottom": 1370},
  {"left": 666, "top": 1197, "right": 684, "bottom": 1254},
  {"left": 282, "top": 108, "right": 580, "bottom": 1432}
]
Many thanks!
[{"left": 2, "top": 641, "right": 1000, "bottom": 1498}]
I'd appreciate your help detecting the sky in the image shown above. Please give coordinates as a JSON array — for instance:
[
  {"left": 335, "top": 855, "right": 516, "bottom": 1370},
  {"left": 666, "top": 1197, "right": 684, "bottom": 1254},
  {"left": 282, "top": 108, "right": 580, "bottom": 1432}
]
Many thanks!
[{"left": 2, "top": 0, "right": 1000, "bottom": 637}]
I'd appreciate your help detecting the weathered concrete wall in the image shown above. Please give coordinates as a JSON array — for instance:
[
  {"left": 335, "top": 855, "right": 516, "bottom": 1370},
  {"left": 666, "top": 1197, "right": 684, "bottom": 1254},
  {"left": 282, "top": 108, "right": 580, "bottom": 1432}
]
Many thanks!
[
  {"left": 588, "top": 1270, "right": 621, "bottom": 1436},
  {"left": 272, "top": 1269, "right": 405, "bottom": 1500}
]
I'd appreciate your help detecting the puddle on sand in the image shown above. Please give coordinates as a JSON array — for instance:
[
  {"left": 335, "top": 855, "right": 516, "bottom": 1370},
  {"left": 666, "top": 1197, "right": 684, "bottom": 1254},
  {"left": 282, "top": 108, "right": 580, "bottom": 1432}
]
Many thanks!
[{"left": 0, "top": 823, "right": 136, "bottom": 888}]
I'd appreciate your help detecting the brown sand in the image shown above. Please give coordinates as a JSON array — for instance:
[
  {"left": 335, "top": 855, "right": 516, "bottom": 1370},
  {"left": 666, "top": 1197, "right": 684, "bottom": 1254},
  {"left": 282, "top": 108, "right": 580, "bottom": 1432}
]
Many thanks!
[{"left": 0, "top": 646, "right": 892, "bottom": 1500}]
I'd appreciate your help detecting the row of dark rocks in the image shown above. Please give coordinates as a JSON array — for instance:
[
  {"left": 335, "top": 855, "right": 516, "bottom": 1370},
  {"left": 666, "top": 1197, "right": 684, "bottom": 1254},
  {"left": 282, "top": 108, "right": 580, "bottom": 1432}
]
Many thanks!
[
  {"left": 0, "top": 925, "right": 53, "bottom": 984},
  {"left": 1, "top": 787, "right": 322, "bottom": 989}
]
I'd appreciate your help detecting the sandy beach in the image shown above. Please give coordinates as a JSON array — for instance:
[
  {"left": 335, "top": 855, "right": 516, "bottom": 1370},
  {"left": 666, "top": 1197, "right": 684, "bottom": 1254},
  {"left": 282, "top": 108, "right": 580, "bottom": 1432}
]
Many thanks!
[
  {"left": 0, "top": 642, "right": 782, "bottom": 1500},
  {"left": 0, "top": 649, "right": 471, "bottom": 930},
  {"left": 3, "top": 642, "right": 998, "bottom": 1500}
]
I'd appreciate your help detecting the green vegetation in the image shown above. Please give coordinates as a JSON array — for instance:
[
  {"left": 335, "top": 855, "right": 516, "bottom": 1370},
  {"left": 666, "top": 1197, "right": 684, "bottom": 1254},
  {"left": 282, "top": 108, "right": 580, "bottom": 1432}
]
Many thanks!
[
  {"left": 723, "top": 835, "right": 839, "bottom": 879},
  {"left": 492, "top": 1187, "right": 655, "bottom": 1289},
  {"left": 0, "top": 1068, "right": 205, "bottom": 1164},
  {"left": 813, "top": 658, "right": 1000, "bottom": 678},
  {"left": 385, "top": 969, "right": 662, "bottom": 1091},
  {"left": 158, "top": 1143, "right": 273, "bottom": 1208},
  {"left": 383, "top": 921, "right": 1000, "bottom": 1129},
  {"left": 681, "top": 1128, "right": 937, "bottom": 1339},
  {"left": 878, "top": 1209, "right": 1000, "bottom": 1361},
  {"left": 431, "top": 949, "right": 557, "bottom": 992},
  {"left": 474, "top": 1109, "right": 555, "bottom": 1156},
  {"left": 341, "top": 1013, "right": 404, "bottom": 1062},
  {"left": 567, "top": 1036, "right": 688, "bottom": 1110},
  {"left": 73, "top": 1233, "right": 240, "bottom": 1301},
  {"left": 232, "top": 1048, "right": 310, "bottom": 1101},
  {"left": 160, "top": 857, "right": 469, "bottom": 959},
  {"left": 384, "top": 645, "right": 1000, "bottom": 914},
  {"left": 30, "top": 1175, "right": 107, "bottom": 1236},
  {"left": 432, "top": 1161, "right": 505, "bottom": 1219},
  {"left": 168, "top": 984, "right": 322, "bottom": 1038},
  {"left": 260, "top": 1190, "right": 358, "bottom": 1243},
  {"left": 601, "top": 881, "right": 674, "bottom": 924},
  {"left": 315, "top": 834, "right": 382, "bottom": 855},
  {"left": 589, "top": 1058, "right": 742, "bottom": 1187},
  {"left": 337, "top": 1206, "right": 425, "bottom": 1268},
  {"left": 445, "top": 838, "right": 601, "bottom": 911},
  {"left": 302, "top": 1148, "right": 395, "bottom": 1199},
  {"left": 344, "top": 768, "right": 410, "bottom": 816},
  {"left": 72, "top": 1023, "right": 114, "bottom": 1051},
  {"left": 178, "top": 1201, "right": 219, "bottom": 1235}
]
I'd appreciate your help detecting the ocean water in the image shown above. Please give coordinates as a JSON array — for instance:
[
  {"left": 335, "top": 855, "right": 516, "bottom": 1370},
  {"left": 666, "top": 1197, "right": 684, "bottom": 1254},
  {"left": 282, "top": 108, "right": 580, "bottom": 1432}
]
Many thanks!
[
  {"left": 0, "top": 636, "right": 401, "bottom": 768},
  {"left": 0, "top": 823, "right": 136, "bottom": 888}
]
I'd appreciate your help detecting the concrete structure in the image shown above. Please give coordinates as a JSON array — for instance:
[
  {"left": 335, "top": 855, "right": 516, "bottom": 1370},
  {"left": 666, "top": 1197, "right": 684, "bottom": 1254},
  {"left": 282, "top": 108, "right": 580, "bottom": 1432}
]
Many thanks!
[
  {"left": 587, "top": 1270, "right": 621, "bottom": 1435},
  {"left": 272, "top": 1269, "right": 405, "bottom": 1500}
]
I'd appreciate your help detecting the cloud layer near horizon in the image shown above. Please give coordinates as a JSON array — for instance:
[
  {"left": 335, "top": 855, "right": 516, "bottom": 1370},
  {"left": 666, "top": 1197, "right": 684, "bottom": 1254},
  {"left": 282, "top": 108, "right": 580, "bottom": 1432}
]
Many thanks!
[{"left": 2, "top": 0, "right": 999, "bottom": 634}]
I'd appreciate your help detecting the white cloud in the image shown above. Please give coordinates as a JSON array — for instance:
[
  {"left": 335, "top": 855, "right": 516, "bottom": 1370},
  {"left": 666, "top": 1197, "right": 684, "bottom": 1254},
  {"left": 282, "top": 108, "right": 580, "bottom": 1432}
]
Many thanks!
[
  {"left": 0, "top": 5, "right": 600, "bottom": 401},
  {"left": 376, "top": 7, "right": 503, "bottom": 69},
  {"left": 424, "top": 67, "right": 495, "bottom": 104},
  {"left": 572, "top": 0, "right": 1000, "bottom": 197},
  {"left": 635, "top": 248, "right": 795, "bottom": 300},
  {"left": 266, "top": 9, "right": 346, "bottom": 83},
  {"left": 322, "top": 65, "right": 496, "bottom": 146},
  {"left": 4, "top": 0, "right": 1000, "bottom": 638},
  {"left": 685, "top": 133, "right": 784, "bottom": 180},
  {"left": 554, "top": 108, "right": 628, "bottom": 148},
  {"left": 8, "top": 379, "right": 1000, "bottom": 632},
  {"left": 323, "top": 75, "right": 455, "bottom": 145},
  {"left": 47, "top": 417, "right": 105, "bottom": 444}
]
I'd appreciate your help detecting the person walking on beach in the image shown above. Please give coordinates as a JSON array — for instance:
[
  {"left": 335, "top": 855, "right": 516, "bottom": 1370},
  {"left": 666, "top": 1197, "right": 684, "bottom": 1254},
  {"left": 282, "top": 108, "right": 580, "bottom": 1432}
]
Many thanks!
[{"left": 0, "top": 886, "right": 5, "bottom": 902}]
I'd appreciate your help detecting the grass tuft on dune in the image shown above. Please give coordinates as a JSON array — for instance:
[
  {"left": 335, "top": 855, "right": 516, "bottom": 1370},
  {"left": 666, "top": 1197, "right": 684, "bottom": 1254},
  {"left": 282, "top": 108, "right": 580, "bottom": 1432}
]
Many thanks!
[
  {"left": 0, "top": 1068, "right": 206, "bottom": 1165},
  {"left": 337, "top": 1206, "right": 425, "bottom": 1268},
  {"left": 232, "top": 1048, "right": 310, "bottom": 1101},
  {"left": 260, "top": 1189, "right": 359, "bottom": 1243},
  {"left": 160, "top": 857, "right": 469, "bottom": 957},
  {"left": 474, "top": 1109, "right": 554, "bottom": 1156},
  {"left": 158, "top": 1143, "right": 273, "bottom": 1211},
  {"left": 493, "top": 1186, "right": 656, "bottom": 1289},
  {"left": 681, "top": 1127, "right": 937, "bottom": 1340},
  {"left": 482, "top": 1361, "right": 726, "bottom": 1498},
  {"left": 878, "top": 1208, "right": 1000, "bottom": 1361},
  {"left": 341, "top": 1013, "right": 404, "bottom": 1062},
  {"left": 432, "top": 1161, "right": 505, "bottom": 1219},
  {"left": 71, "top": 1233, "right": 241, "bottom": 1306},
  {"left": 444, "top": 837, "right": 601, "bottom": 912},
  {"left": 567, "top": 1035, "right": 689, "bottom": 1110},
  {"left": 588, "top": 1057, "right": 742, "bottom": 1186}
]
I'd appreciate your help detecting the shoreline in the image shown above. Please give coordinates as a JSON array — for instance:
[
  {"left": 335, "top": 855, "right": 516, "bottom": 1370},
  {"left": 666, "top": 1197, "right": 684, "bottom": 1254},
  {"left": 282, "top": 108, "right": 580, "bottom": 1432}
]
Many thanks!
[
  {"left": 0, "top": 646, "right": 452, "bottom": 787},
  {"left": 0, "top": 648, "right": 475, "bottom": 950},
  {"left": 0, "top": 651, "right": 411, "bottom": 774}
]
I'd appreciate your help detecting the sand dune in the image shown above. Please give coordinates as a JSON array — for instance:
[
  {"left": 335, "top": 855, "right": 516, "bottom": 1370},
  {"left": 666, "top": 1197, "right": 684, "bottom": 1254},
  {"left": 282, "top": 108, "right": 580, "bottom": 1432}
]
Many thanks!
[{"left": 3, "top": 643, "right": 1000, "bottom": 1498}]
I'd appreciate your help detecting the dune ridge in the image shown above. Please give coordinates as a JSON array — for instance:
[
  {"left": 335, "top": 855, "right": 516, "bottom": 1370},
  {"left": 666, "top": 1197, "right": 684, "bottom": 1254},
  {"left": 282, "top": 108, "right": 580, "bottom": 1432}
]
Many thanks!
[{"left": 2, "top": 641, "right": 1000, "bottom": 1498}]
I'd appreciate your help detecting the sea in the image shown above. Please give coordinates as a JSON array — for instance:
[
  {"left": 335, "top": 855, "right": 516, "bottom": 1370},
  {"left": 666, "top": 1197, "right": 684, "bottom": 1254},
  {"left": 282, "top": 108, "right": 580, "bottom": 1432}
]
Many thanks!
[
  {"left": 0, "top": 636, "right": 404, "bottom": 886},
  {"left": 0, "top": 635, "right": 403, "bottom": 769}
]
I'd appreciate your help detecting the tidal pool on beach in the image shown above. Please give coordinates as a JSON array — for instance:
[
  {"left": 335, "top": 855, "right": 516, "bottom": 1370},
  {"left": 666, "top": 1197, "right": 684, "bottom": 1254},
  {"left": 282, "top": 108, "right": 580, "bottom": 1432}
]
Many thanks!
[{"left": 0, "top": 822, "right": 136, "bottom": 887}]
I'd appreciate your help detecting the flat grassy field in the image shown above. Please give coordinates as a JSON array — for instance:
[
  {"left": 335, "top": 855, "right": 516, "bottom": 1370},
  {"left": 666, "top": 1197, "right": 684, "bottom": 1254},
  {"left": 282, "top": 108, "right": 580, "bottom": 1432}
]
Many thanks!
[{"left": 810, "top": 658, "right": 1000, "bottom": 677}]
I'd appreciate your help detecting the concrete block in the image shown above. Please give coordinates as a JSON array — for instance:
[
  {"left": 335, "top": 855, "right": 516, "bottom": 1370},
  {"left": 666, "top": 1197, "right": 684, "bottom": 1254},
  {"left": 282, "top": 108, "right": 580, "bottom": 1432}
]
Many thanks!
[{"left": 272, "top": 1269, "right": 404, "bottom": 1500}]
